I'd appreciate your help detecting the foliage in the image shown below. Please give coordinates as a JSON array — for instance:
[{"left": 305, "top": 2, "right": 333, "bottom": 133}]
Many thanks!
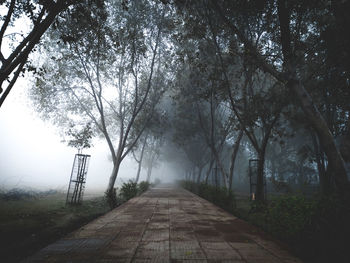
[
  {"left": 0, "top": 188, "right": 59, "bottom": 201},
  {"left": 119, "top": 180, "right": 151, "bottom": 202},
  {"left": 264, "top": 195, "right": 316, "bottom": 241},
  {"left": 105, "top": 187, "right": 118, "bottom": 208},
  {"left": 247, "top": 194, "right": 350, "bottom": 262},
  {"left": 119, "top": 180, "right": 138, "bottom": 202},
  {"left": 0, "top": 0, "right": 80, "bottom": 106},
  {"left": 304, "top": 196, "right": 350, "bottom": 262},
  {"left": 138, "top": 181, "right": 150, "bottom": 194},
  {"left": 65, "top": 122, "right": 93, "bottom": 152}
]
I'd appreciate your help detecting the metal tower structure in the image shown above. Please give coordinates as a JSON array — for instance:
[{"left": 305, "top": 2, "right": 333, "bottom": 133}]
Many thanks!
[{"left": 66, "top": 154, "right": 91, "bottom": 205}]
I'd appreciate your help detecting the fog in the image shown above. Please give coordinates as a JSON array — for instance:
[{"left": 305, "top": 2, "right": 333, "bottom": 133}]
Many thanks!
[{"left": 0, "top": 78, "right": 180, "bottom": 194}]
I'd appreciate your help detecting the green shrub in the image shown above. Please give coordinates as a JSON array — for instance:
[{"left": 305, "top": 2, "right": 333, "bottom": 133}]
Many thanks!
[
  {"left": 138, "top": 181, "right": 150, "bottom": 194},
  {"left": 105, "top": 188, "right": 118, "bottom": 208},
  {"left": 119, "top": 180, "right": 138, "bottom": 201},
  {"left": 264, "top": 195, "right": 317, "bottom": 241}
]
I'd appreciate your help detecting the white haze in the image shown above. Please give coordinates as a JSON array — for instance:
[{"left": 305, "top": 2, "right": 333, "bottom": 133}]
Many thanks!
[{"left": 0, "top": 77, "right": 178, "bottom": 195}]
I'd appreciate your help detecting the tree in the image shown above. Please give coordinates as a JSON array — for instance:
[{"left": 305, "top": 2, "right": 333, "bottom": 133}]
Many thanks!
[
  {"left": 0, "top": 0, "right": 85, "bottom": 107},
  {"left": 131, "top": 101, "right": 167, "bottom": 183},
  {"left": 65, "top": 122, "right": 93, "bottom": 154}
]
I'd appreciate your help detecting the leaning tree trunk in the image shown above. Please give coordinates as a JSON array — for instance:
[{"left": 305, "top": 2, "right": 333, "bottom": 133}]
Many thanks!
[
  {"left": 294, "top": 82, "right": 349, "bottom": 198},
  {"left": 277, "top": 0, "right": 349, "bottom": 199}
]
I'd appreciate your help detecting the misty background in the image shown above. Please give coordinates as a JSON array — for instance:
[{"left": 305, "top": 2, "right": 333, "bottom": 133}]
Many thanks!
[{"left": 0, "top": 78, "right": 178, "bottom": 193}]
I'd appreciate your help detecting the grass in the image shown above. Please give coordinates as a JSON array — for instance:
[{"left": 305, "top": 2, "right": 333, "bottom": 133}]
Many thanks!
[{"left": 0, "top": 192, "right": 110, "bottom": 262}]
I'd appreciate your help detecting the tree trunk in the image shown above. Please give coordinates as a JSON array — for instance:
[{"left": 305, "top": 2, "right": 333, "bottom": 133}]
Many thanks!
[
  {"left": 146, "top": 166, "right": 151, "bottom": 182},
  {"left": 105, "top": 158, "right": 122, "bottom": 208},
  {"left": 311, "top": 131, "right": 331, "bottom": 194},
  {"left": 271, "top": 160, "right": 276, "bottom": 182},
  {"left": 256, "top": 150, "right": 266, "bottom": 202},
  {"left": 292, "top": 81, "right": 349, "bottom": 198},
  {"left": 205, "top": 158, "right": 215, "bottom": 184},
  {"left": 196, "top": 165, "right": 203, "bottom": 185},
  {"left": 146, "top": 160, "right": 154, "bottom": 183},
  {"left": 135, "top": 138, "right": 147, "bottom": 183},
  {"left": 135, "top": 160, "right": 142, "bottom": 184},
  {"left": 228, "top": 130, "right": 243, "bottom": 191},
  {"left": 210, "top": 148, "right": 228, "bottom": 188}
]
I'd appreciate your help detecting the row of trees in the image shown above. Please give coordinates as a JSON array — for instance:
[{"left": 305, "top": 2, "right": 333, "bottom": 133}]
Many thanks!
[
  {"left": 1, "top": 0, "right": 349, "bottom": 204},
  {"left": 167, "top": 0, "right": 350, "bottom": 201}
]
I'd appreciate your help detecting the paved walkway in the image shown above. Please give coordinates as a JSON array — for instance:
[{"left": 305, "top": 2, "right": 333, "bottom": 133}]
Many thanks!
[{"left": 25, "top": 185, "right": 302, "bottom": 262}]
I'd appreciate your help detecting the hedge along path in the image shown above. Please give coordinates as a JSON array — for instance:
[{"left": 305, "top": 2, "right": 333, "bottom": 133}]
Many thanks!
[{"left": 24, "top": 185, "right": 302, "bottom": 262}]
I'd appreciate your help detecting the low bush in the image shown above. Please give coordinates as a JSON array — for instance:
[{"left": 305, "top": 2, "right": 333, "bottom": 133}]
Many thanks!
[
  {"left": 248, "top": 194, "right": 350, "bottom": 262},
  {"left": 119, "top": 180, "right": 138, "bottom": 201},
  {"left": 264, "top": 195, "right": 316, "bottom": 241},
  {"left": 138, "top": 181, "right": 150, "bottom": 194},
  {"left": 119, "top": 180, "right": 151, "bottom": 202},
  {"left": 105, "top": 188, "right": 119, "bottom": 208}
]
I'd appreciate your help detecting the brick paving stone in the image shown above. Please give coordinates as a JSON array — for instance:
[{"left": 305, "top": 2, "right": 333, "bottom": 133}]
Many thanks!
[
  {"left": 97, "top": 259, "right": 131, "bottom": 263},
  {"left": 171, "top": 260, "right": 208, "bottom": 263},
  {"left": 170, "top": 248, "right": 207, "bottom": 260},
  {"left": 103, "top": 240, "right": 138, "bottom": 259},
  {"left": 24, "top": 185, "right": 303, "bottom": 263},
  {"left": 147, "top": 221, "right": 169, "bottom": 229},
  {"left": 134, "top": 241, "right": 169, "bottom": 260},
  {"left": 117, "top": 231, "right": 144, "bottom": 242},
  {"left": 141, "top": 229, "right": 169, "bottom": 241},
  {"left": 170, "top": 230, "right": 197, "bottom": 241}
]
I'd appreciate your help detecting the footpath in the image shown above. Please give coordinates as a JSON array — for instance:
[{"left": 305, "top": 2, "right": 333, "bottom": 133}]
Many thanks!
[{"left": 25, "top": 185, "right": 302, "bottom": 262}]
